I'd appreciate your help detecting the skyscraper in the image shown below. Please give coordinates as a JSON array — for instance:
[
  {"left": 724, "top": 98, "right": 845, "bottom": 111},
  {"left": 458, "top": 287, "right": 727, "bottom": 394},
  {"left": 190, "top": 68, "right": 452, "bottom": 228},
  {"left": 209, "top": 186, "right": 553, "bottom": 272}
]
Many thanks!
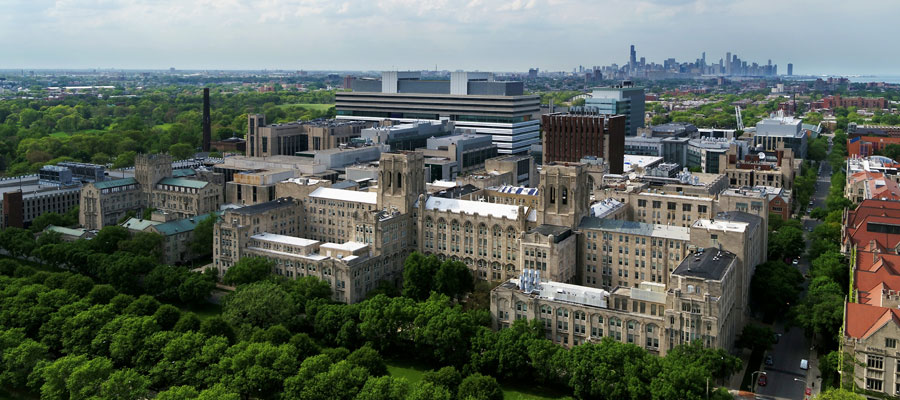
[
  {"left": 787, "top": 63, "right": 793, "bottom": 76},
  {"left": 630, "top": 45, "right": 637, "bottom": 71},
  {"left": 725, "top": 52, "right": 732, "bottom": 75}
]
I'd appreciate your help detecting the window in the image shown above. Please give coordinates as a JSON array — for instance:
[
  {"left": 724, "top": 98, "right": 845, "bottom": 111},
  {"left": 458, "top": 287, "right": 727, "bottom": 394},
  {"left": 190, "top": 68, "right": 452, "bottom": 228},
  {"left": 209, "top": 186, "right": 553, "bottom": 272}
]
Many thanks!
[
  {"left": 887, "top": 338, "right": 897, "bottom": 349},
  {"left": 868, "top": 355, "right": 884, "bottom": 370},
  {"left": 867, "top": 378, "right": 883, "bottom": 391}
]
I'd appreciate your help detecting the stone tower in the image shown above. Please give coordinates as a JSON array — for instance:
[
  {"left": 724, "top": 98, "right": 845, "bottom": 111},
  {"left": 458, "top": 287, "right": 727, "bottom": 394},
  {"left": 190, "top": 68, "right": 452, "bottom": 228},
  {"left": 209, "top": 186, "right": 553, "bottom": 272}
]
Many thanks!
[
  {"left": 537, "top": 162, "right": 589, "bottom": 228},
  {"left": 377, "top": 151, "right": 425, "bottom": 214},
  {"left": 134, "top": 153, "right": 173, "bottom": 189}
]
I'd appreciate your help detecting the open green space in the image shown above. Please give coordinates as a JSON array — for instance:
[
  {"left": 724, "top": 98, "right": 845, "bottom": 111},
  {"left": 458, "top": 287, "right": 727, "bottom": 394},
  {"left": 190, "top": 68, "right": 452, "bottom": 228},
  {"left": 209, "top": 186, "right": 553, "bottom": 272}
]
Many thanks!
[{"left": 385, "top": 360, "right": 573, "bottom": 400}]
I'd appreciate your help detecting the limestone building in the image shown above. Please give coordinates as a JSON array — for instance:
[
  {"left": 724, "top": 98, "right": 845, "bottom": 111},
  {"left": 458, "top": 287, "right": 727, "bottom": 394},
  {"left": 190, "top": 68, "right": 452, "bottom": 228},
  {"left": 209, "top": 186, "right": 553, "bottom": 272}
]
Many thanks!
[{"left": 80, "top": 154, "right": 223, "bottom": 230}]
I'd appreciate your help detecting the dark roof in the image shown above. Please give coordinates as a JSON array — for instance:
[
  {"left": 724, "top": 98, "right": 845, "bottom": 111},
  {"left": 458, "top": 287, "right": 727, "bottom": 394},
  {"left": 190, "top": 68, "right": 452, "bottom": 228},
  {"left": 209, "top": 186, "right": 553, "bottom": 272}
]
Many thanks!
[
  {"left": 528, "top": 224, "right": 572, "bottom": 243},
  {"left": 94, "top": 177, "right": 137, "bottom": 189},
  {"left": 230, "top": 197, "right": 295, "bottom": 215},
  {"left": 433, "top": 184, "right": 481, "bottom": 199},
  {"left": 713, "top": 211, "right": 762, "bottom": 232},
  {"left": 331, "top": 180, "right": 358, "bottom": 190},
  {"left": 673, "top": 248, "right": 736, "bottom": 280}
]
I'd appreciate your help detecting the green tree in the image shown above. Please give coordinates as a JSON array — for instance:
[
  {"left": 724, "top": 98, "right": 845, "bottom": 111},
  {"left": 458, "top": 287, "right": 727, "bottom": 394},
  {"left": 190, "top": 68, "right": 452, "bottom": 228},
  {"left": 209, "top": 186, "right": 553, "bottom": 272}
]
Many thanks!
[
  {"left": 768, "top": 226, "right": 805, "bottom": 261},
  {"left": 750, "top": 261, "right": 804, "bottom": 321},
  {"left": 216, "top": 341, "right": 299, "bottom": 398},
  {"left": 814, "top": 388, "right": 865, "bottom": 400},
  {"left": 222, "top": 257, "right": 273, "bottom": 286},
  {"left": 567, "top": 338, "right": 656, "bottom": 400},
  {"left": 223, "top": 281, "right": 295, "bottom": 330},
  {"left": 422, "top": 366, "right": 462, "bottom": 396},
  {"left": 113, "top": 151, "right": 137, "bottom": 168},
  {"left": 190, "top": 213, "right": 217, "bottom": 258},
  {"left": 98, "top": 368, "right": 149, "bottom": 400},
  {"left": 346, "top": 346, "right": 387, "bottom": 376},
  {"left": 793, "top": 277, "right": 845, "bottom": 348},
  {"left": 355, "top": 376, "right": 409, "bottom": 400},
  {"left": 736, "top": 324, "right": 775, "bottom": 352},
  {"left": 402, "top": 252, "right": 439, "bottom": 301},
  {"left": 0, "top": 338, "right": 48, "bottom": 388},
  {"left": 406, "top": 381, "right": 452, "bottom": 400},
  {"left": 433, "top": 259, "right": 474, "bottom": 301},
  {"left": 65, "top": 357, "right": 113, "bottom": 400},
  {"left": 457, "top": 373, "right": 503, "bottom": 400},
  {"left": 168, "top": 143, "right": 195, "bottom": 160},
  {"left": 32, "top": 354, "right": 90, "bottom": 400}
]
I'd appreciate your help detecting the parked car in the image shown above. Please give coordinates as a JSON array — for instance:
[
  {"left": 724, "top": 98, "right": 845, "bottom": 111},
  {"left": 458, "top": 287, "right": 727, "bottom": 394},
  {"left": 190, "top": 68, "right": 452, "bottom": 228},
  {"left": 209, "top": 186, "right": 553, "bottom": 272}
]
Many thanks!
[
  {"left": 765, "top": 355, "right": 774, "bottom": 366},
  {"left": 800, "top": 359, "right": 809, "bottom": 370},
  {"left": 758, "top": 374, "right": 768, "bottom": 387},
  {"left": 793, "top": 258, "right": 800, "bottom": 265}
]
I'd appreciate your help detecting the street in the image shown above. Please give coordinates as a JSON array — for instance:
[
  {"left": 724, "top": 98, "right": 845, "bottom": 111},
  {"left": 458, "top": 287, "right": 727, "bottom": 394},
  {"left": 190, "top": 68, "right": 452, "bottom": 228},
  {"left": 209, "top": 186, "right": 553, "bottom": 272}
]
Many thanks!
[{"left": 753, "top": 141, "right": 834, "bottom": 400}]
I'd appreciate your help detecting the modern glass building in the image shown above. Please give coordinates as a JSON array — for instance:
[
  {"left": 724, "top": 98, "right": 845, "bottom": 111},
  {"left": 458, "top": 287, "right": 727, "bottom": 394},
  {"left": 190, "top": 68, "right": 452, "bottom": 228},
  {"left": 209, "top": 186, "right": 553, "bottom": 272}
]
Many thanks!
[
  {"left": 337, "top": 71, "right": 540, "bottom": 154},
  {"left": 585, "top": 85, "right": 645, "bottom": 136}
]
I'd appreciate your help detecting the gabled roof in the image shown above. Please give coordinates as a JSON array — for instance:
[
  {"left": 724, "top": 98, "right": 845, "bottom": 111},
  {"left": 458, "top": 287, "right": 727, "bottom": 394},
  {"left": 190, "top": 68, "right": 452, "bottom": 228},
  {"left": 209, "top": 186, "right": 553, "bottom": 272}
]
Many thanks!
[
  {"left": 856, "top": 251, "right": 900, "bottom": 275},
  {"left": 846, "top": 302, "right": 900, "bottom": 339},
  {"left": 856, "top": 267, "right": 900, "bottom": 306},
  {"left": 846, "top": 200, "right": 900, "bottom": 228},
  {"left": 94, "top": 177, "right": 137, "bottom": 190},
  {"left": 845, "top": 214, "right": 900, "bottom": 252},
  {"left": 151, "top": 212, "right": 221, "bottom": 236}
]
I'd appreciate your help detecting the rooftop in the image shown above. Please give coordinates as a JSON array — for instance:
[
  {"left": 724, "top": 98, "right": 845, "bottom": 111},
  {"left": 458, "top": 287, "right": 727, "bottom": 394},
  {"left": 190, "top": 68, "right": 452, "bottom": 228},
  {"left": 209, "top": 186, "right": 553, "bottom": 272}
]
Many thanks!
[
  {"left": 490, "top": 185, "right": 539, "bottom": 196},
  {"left": 320, "top": 242, "right": 369, "bottom": 252},
  {"left": 251, "top": 232, "right": 320, "bottom": 247},
  {"left": 673, "top": 248, "right": 736, "bottom": 281},
  {"left": 45, "top": 225, "right": 90, "bottom": 237},
  {"left": 845, "top": 302, "right": 900, "bottom": 340},
  {"left": 502, "top": 278, "right": 610, "bottom": 309},
  {"left": 94, "top": 177, "right": 138, "bottom": 190},
  {"left": 120, "top": 218, "right": 161, "bottom": 231},
  {"left": 309, "top": 187, "right": 377, "bottom": 205},
  {"left": 229, "top": 197, "right": 296, "bottom": 215},
  {"left": 590, "top": 198, "right": 624, "bottom": 218},
  {"left": 153, "top": 213, "right": 221, "bottom": 236},
  {"left": 579, "top": 217, "right": 691, "bottom": 241},
  {"left": 424, "top": 196, "right": 537, "bottom": 222},
  {"left": 157, "top": 177, "right": 209, "bottom": 189}
]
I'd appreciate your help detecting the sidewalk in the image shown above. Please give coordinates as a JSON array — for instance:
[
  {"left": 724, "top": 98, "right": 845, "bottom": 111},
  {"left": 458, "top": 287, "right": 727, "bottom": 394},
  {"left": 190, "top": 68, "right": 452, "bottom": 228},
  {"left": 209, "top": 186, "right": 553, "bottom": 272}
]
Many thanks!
[{"left": 806, "top": 349, "right": 822, "bottom": 398}]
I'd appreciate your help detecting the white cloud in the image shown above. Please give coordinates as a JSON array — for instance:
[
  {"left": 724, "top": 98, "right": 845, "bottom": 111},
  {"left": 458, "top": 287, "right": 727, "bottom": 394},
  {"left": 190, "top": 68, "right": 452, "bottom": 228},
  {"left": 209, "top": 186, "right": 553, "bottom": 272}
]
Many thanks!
[{"left": 0, "top": 0, "right": 897, "bottom": 74}]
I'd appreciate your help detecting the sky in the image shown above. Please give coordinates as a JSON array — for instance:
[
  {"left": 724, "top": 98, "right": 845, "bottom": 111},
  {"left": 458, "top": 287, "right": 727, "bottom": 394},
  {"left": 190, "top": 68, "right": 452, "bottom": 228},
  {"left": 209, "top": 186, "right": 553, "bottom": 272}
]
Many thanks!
[{"left": 1, "top": 0, "right": 898, "bottom": 76}]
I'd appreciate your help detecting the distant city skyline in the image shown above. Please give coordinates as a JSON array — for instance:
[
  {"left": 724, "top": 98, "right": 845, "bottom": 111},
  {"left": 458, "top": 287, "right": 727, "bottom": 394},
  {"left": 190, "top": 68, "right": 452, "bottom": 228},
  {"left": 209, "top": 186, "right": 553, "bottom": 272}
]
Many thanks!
[{"left": 1, "top": 0, "right": 897, "bottom": 76}]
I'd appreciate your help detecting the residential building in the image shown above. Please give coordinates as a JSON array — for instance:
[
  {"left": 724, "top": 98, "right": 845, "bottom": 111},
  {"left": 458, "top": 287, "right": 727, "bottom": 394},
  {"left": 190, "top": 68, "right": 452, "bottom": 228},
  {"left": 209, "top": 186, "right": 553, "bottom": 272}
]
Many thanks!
[
  {"left": 811, "top": 95, "right": 887, "bottom": 110},
  {"left": 722, "top": 147, "right": 797, "bottom": 190},
  {"left": 338, "top": 71, "right": 541, "bottom": 154},
  {"left": 541, "top": 112, "right": 626, "bottom": 174},
  {"left": 585, "top": 84, "right": 646, "bottom": 136},
  {"left": 664, "top": 248, "right": 738, "bottom": 351},
  {"left": 721, "top": 186, "right": 791, "bottom": 220},
  {"left": 846, "top": 171, "right": 900, "bottom": 203},
  {"left": 578, "top": 218, "right": 691, "bottom": 288}
]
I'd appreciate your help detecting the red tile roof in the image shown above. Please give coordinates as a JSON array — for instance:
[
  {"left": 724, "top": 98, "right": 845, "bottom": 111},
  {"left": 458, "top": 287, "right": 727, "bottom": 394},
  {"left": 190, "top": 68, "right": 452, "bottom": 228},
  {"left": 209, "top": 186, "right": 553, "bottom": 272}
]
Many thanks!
[
  {"left": 855, "top": 266, "right": 900, "bottom": 306},
  {"left": 846, "top": 200, "right": 900, "bottom": 229},
  {"left": 845, "top": 214, "right": 900, "bottom": 253},
  {"left": 845, "top": 302, "right": 900, "bottom": 339},
  {"left": 856, "top": 251, "right": 900, "bottom": 274}
]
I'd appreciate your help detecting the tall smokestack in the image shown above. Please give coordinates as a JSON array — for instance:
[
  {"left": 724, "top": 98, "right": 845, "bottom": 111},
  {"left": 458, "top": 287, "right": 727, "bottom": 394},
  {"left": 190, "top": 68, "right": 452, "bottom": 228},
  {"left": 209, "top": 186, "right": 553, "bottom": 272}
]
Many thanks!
[{"left": 202, "top": 87, "right": 211, "bottom": 152}]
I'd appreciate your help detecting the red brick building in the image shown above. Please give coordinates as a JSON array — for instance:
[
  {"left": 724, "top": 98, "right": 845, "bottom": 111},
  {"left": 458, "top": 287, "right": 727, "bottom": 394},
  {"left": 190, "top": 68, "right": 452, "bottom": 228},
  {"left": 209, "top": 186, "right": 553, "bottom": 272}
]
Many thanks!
[
  {"left": 541, "top": 113, "right": 626, "bottom": 174},
  {"left": 811, "top": 95, "right": 887, "bottom": 110}
]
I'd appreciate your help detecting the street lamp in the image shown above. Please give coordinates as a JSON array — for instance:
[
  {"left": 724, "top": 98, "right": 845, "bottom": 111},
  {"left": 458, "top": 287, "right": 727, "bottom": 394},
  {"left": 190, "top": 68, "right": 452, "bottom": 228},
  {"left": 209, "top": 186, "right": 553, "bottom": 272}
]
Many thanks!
[{"left": 751, "top": 371, "right": 766, "bottom": 393}]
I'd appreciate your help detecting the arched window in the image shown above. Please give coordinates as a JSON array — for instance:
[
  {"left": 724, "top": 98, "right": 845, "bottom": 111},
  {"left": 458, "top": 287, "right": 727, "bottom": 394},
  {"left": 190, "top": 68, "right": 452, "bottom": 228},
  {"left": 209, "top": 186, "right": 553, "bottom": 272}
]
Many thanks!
[{"left": 396, "top": 172, "right": 402, "bottom": 188}]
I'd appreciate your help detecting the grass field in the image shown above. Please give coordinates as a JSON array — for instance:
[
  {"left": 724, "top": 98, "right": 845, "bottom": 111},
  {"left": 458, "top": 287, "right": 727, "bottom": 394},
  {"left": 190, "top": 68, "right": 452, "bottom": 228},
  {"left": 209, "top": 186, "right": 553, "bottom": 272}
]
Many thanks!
[{"left": 385, "top": 359, "right": 573, "bottom": 400}]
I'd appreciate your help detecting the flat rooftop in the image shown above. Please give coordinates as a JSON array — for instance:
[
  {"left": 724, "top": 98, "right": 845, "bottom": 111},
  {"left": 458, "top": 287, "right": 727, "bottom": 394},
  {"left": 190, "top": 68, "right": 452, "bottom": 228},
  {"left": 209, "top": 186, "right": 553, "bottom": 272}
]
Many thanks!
[
  {"left": 309, "top": 187, "right": 377, "bottom": 205},
  {"left": 673, "top": 248, "right": 736, "bottom": 280},
  {"left": 503, "top": 278, "right": 610, "bottom": 309},
  {"left": 251, "top": 232, "right": 319, "bottom": 247},
  {"left": 424, "top": 196, "right": 537, "bottom": 222},
  {"left": 580, "top": 217, "right": 691, "bottom": 241},
  {"left": 229, "top": 197, "right": 295, "bottom": 215}
]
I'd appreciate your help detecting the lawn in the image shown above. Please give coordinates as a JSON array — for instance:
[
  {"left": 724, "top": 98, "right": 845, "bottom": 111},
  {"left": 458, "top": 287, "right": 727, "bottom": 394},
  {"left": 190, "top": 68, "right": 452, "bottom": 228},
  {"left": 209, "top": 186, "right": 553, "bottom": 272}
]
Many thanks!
[{"left": 385, "top": 360, "right": 573, "bottom": 400}]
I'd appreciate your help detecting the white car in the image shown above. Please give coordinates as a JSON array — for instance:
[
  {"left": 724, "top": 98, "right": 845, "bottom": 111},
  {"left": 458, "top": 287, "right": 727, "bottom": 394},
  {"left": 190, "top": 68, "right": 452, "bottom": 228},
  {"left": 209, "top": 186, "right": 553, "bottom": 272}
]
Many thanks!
[{"left": 792, "top": 259, "right": 799, "bottom": 265}]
